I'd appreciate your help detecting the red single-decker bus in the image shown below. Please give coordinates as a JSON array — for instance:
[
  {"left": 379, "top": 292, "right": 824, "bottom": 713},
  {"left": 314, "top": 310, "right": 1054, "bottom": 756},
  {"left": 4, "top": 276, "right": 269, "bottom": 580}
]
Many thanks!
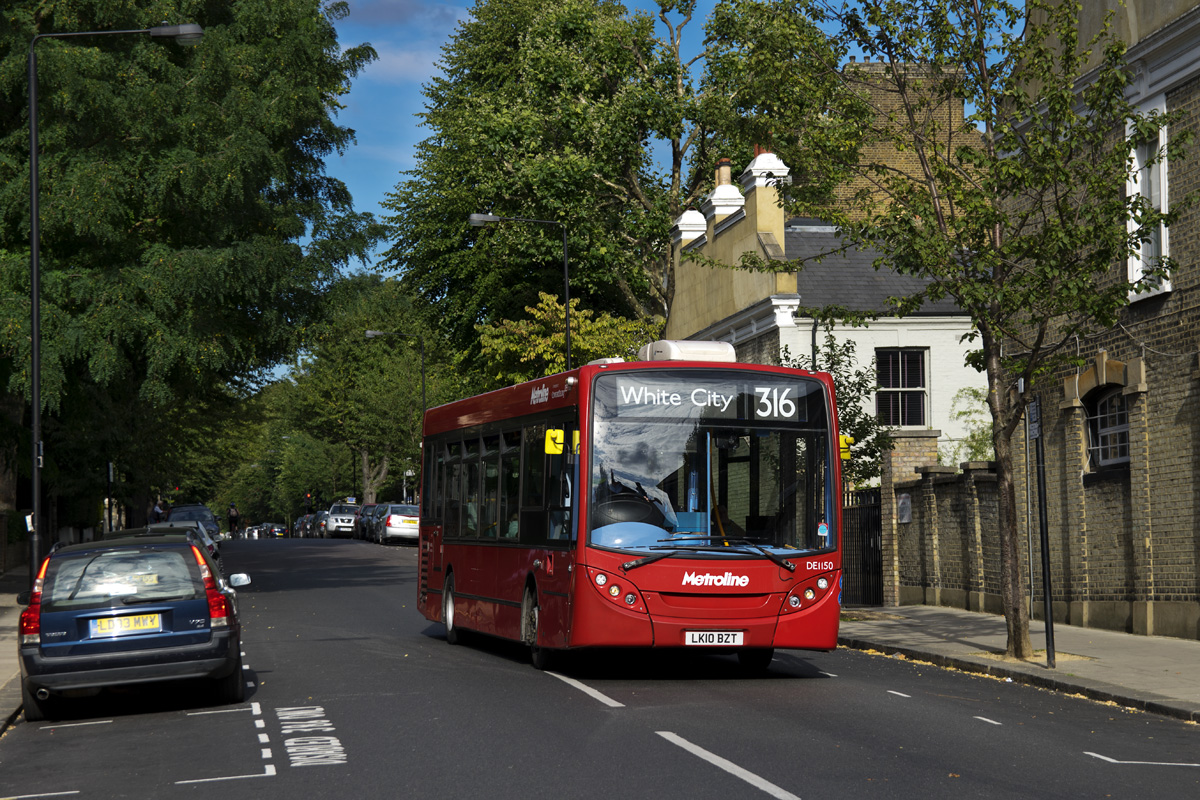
[{"left": 418, "top": 340, "right": 843, "bottom": 671}]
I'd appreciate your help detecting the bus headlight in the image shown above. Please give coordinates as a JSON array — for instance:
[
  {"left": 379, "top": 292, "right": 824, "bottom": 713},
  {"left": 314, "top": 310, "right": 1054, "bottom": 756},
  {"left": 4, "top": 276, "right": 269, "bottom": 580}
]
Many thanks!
[
  {"left": 586, "top": 567, "right": 648, "bottom": 613},
  {"left": 817, "top": 577, "right": 828, "bottom": 590},
  {"left": 804, "top": 588, "right": 816, "bottom": 601},
  {"left": 788, "top": 595, "right": 802, "bottom": 608}
]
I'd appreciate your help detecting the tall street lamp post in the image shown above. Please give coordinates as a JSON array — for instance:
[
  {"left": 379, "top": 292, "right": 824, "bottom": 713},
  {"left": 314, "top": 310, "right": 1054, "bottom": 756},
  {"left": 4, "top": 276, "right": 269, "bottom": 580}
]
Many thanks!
[
  {"left": 467, "top": 213, "right": 571, "bottom": 371},
  {"left": 365, "top": 331, "right": 426, "bottom": 412},
  {"left": 27, "top": 23, "right": 203, "bottom": 585}
]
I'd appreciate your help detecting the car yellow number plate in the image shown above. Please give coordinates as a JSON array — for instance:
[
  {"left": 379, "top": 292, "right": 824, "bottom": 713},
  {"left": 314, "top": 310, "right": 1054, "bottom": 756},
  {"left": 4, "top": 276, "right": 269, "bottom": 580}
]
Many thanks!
[
  {"left": 90, "top": 613, "right": 162, "bottom": 638},
  {"left": 402, "top": 518, "right": 418, "bottom": 525}
]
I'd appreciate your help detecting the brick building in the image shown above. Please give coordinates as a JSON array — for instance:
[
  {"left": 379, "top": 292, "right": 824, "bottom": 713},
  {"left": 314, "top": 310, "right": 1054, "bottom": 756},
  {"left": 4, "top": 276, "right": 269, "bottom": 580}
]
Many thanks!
[{"left": 1009, "top": 2, "right": 1200, "bottom": 639}]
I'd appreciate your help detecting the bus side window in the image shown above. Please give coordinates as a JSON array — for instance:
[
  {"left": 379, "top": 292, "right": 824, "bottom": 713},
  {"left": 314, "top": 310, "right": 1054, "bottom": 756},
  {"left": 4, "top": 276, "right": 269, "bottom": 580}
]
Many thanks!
[
  {"left": 463, "top": 437, "right": 480, "bottom": 538},
  {"left": 445, "top": 441, "right": 462, "bottom": 538},
  {"left": 501, "top": 431, "right": 521, "bottom": 538},
  {"left": 520, "top": 424, "right": 548, "bottom": 543},
  {"left": 482, "top": 434, "right": 500, "bottom": 540}
]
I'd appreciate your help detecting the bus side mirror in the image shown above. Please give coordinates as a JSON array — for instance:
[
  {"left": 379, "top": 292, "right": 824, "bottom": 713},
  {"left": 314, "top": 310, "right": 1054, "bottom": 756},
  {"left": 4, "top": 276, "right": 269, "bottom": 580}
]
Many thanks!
[
  {"left": 839, "top": 434, "right": 854, "bottom": 460},
  {"left": 545, "top": 429, "right": 564, "bottom": 455}
]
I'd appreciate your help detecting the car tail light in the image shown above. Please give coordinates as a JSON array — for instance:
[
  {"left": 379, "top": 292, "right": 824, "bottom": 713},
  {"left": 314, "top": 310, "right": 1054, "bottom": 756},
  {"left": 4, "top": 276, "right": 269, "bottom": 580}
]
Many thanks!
[
  {"left": 191, "top": 545, "right": 229, "bottom": 628},
  {"left": 387, "top": 515, "right": 400, "bottom": 526},
  {"left": 19, "top": 557, "right": 50, "bottom": 645}
]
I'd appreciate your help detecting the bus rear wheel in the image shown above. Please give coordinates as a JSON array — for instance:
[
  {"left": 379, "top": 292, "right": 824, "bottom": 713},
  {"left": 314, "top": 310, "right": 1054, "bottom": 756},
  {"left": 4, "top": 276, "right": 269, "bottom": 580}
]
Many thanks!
[
  {"left": 522, "top": 586, "right": 553, "bottom": 671},
  {"left": 443, "top": 575, "right": 460, "bottom": 645}
]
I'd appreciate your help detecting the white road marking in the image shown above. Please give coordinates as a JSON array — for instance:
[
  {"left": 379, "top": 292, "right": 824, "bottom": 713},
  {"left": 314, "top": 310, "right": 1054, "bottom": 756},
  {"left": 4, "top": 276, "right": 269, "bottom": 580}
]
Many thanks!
[
  {"left": 188, "top": 707, "right": 250, "bottom": 716},
  {"left": 974, "top": 716, "right": 1002, "bottom": 726},
  {"left": 251, "top": 702, "right": 261, "bottom": 715},
  {"left": 39, "top": 720, "right": 111, "bottom": 729},
  {"left": 819, "top": 672, "right": 838, "bottom": 678},
  {"left": 887, "top": 691, "right": 911, "bottom": 698},
  {"left": 1, "top": 792, "right": 81, "bottom": 798},
  {"left": 657, "top": 731, "right": 801, "bottom": 800},
  {"left": 261, "top": 748, "right": 273, "bottom": 760},
  {"left": 255, "top": 719, "right": 265, "bottom": 728},
  {"left": 259, "top": 733, "right": 270, "bottom": 744},
  {"left": 175, "top": 764, "right": 277, "bottom": 784},
  {"left": 1086, "top": 752, "right": 1200, "bottom": 767},
  {"left": 546, "top": 672, "right": 625, "bottom": 708},
  {"left": 246, "top": 681, "right": 256, "bottom": 688}
]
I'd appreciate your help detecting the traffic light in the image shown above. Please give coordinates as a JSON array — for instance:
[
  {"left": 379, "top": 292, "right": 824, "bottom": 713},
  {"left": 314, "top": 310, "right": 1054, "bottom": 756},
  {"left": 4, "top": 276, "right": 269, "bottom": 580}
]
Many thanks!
[{"left": 304, "top": 492, "right": 312, "bottom": 512}]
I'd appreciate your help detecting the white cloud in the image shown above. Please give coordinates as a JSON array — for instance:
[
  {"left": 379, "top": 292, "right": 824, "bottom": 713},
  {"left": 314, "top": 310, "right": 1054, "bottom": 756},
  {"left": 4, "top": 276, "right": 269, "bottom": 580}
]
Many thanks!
[{"left": 362, "top": 45, "right": 445, "bottom": 85}]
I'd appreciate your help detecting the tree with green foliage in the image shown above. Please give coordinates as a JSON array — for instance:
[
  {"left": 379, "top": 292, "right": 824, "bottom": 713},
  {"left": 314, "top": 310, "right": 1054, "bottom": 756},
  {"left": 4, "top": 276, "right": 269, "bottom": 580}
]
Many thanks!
[
  {"left": 724, "top": 0, "right": 1191, "bottom": 656},
  {"left": 382, "top": 0, "right": 848, "bottom": 366},
  {"left": 477, "top": 292, "right": 662, "bottom": 386},
  {"left": 284, "top": 276, "right": 449, "bottom": 504},
  {"left": 781, "top": 333, "right": 891, "bottom": 486},
  {"left": 0, "top": 0, "right": 382, "bottom": 524},
  {"left": 941, "top": 387, "right": 994, "bottom": 466}
]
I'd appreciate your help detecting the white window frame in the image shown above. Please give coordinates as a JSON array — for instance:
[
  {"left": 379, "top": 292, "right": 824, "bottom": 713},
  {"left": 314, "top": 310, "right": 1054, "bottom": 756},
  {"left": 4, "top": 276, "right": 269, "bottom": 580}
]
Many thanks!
[
  {"left": 1087, "top": 388, "right": 1130, "bottom": 468},
  {"left": 1127, "top": 94, "right": 1171, "bottom": 301},
  {"left": 875, "top": 348, "right": 927, "bottom": 427}
]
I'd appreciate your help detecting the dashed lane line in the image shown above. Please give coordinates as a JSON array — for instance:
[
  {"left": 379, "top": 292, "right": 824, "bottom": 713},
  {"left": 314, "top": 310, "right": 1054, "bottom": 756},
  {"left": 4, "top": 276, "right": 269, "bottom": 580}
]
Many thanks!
[
  {"left": 1086, "top": 752, "right": 1200, "bottom": 768},
  {"left": 656, "top": 731, "right": 801, "bottom": 800},
  {"left": 546, "top": 672, "right": 625, "bottom": 708}
]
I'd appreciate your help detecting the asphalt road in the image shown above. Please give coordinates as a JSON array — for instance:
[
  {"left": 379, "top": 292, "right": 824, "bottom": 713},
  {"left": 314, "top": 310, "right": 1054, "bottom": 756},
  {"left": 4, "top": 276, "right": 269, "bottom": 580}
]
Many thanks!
[{"left": 1, "top": 539, "right": 1196, "bottom": 799}]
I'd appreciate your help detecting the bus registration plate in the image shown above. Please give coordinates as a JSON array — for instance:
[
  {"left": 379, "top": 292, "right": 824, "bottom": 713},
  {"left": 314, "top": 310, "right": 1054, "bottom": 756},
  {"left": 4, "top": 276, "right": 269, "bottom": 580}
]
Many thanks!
[{"left": 685, "top": 631, "right": 743, "bottom": 646}]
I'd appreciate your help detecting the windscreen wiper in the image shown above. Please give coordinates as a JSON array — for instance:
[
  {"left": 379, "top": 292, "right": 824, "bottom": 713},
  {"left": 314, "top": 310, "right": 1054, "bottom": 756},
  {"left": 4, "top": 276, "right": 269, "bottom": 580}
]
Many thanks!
[
  {"left": 648, "top": 535, "right": 797, "bottom": 573},
  {"left": 622, "top": 542, "right": 795, "bottom": 573}
]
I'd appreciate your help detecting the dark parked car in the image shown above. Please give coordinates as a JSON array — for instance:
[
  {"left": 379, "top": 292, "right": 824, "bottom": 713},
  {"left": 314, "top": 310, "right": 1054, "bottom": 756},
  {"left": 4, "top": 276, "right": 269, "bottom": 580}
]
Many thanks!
[
  {"left": 366, "top": 502, "right": 395, "bottom": 543},
  {"left": 17, "top": 534, "right": 250, "bottom": 721},
  {"left": 353, "top": 504, "right": 377, "bottom": 539},
  {"left": 165, "top": 503, "right": 221, "bottom": 542}
]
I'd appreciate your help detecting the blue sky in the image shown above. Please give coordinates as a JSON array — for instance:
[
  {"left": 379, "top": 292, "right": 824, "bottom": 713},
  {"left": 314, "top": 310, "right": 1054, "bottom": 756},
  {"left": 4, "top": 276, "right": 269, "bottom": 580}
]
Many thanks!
[{"left": 329, "top": 0, "right": 716, "bottom": 269}]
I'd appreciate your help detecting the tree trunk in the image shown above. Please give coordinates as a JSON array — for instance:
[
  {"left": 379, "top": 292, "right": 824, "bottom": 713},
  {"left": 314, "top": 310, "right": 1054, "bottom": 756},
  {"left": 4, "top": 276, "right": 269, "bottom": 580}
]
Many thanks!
[{"left": 994, "top": 427, "right": 1033, "bottom": 658}]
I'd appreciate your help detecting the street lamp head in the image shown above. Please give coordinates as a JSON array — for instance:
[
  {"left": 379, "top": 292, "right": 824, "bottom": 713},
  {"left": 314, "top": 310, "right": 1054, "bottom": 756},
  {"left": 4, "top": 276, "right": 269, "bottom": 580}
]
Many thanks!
[
  {"left": 365, "top": 330, "right": 385, "bottom": 338},
  {"left": 149, "top": 23, "right": 203, "bottom": 46},
  {"left": 468, "top": 213, "right": 501, "bottom": 227}
]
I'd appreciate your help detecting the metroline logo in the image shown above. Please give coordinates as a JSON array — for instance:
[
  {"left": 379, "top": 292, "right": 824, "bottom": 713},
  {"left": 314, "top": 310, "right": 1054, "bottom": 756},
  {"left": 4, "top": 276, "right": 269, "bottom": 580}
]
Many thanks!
[{"left": 682, "top": 571, "right": 750, "bottom": 588}]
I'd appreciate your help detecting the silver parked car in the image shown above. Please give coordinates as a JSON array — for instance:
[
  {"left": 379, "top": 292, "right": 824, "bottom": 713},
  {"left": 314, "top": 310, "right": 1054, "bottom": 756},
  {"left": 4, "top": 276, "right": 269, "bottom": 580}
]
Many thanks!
[
  {"left": 378, "top": 504, "right": 420, "bottom": 544},
  {"left": 325, "top": 504, "right": 359, "bottom": 538}
]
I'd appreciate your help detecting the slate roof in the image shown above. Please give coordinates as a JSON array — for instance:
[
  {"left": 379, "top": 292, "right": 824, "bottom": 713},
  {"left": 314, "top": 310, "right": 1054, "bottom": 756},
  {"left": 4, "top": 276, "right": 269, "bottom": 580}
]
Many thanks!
[{"left": 785, "top": 218, "right": 966, "bottom": 316}]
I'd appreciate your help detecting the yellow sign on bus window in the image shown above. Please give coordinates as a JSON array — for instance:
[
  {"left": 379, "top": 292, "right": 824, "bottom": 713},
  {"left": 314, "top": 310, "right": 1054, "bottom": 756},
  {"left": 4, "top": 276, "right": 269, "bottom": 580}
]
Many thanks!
[{"left": 545, "top": 429, "right": 564, "bottom": 455}]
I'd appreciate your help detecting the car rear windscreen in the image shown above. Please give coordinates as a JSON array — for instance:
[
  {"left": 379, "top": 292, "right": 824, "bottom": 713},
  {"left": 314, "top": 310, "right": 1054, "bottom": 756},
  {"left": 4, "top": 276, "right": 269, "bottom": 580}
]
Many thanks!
[{"left": 42, "top": 549, "right": 201, "bottom": 611}]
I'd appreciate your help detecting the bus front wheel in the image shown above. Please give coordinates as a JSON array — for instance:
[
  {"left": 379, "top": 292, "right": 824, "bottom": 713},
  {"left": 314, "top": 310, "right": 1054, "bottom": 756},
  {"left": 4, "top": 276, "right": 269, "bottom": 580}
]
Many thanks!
[
  {"left": 443, "top": 575, "right": 460, "bottom": 645},
  {"left": 522, "top": 586, "right": 553, "bottom": 671}
]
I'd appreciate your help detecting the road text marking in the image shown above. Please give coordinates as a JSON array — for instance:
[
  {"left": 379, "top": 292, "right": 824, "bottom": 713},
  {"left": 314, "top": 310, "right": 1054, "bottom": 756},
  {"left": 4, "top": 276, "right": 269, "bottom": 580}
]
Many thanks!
[
  {"left": 657, "top": 732, "right": 800, "bottom": 800},
  {"left": 277, "top": 706, "right": 347, "bottom": 766}
]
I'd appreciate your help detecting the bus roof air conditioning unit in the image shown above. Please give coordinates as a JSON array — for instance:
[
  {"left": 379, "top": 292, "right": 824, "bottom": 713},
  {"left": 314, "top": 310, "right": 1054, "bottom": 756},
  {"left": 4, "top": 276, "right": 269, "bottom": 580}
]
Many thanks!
[{"left": 637, "top": 340, "right": 737, "bottom": 363}]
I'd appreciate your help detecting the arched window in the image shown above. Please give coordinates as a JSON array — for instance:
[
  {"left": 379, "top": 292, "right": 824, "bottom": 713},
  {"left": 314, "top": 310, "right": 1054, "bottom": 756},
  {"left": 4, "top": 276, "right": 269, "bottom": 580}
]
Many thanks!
[{"left": 1087, "top": 388, "right": 1129, "bottom": 468}]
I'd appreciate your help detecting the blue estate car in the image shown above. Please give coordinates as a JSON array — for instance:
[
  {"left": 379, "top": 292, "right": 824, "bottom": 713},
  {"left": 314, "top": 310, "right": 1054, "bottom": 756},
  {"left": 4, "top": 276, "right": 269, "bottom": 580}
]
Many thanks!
[{"left": 17, "top": 534, "right": 250, "bottom": 721}]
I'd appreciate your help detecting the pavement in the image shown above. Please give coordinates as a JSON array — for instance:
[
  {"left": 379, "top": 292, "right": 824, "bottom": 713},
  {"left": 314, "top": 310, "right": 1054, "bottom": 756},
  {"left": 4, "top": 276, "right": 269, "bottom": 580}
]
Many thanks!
[{"left": 2, "top": 566, "right": 1199, "bottom": 730}]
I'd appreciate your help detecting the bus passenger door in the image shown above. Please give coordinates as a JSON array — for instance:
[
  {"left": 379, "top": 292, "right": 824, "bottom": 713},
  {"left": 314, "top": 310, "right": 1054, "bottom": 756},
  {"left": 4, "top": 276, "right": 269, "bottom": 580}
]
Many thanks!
[{"left": 538, "top": 442, "right": 576, "bottom": 648}]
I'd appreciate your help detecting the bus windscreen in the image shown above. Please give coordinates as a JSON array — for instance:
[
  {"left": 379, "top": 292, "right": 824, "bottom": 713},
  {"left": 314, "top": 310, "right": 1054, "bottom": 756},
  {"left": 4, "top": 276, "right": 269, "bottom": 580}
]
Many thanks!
[{"left": 588, "top": 370, "right": 833, "bottom": 555}]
